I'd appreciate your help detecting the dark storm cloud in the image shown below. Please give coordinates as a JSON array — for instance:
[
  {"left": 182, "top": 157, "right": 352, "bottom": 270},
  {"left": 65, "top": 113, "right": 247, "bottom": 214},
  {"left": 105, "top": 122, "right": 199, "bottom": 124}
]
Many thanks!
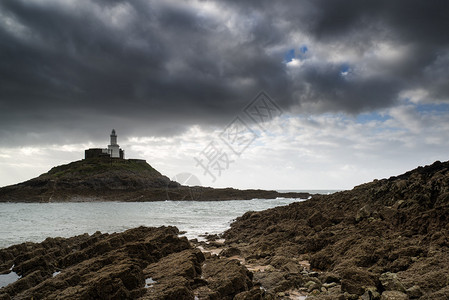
[
  {"left": 0, "top": 0, "right": 448, "bottom": 146},
  {"left": 290, "top": 62, "right": 401, "bottom": 112}
]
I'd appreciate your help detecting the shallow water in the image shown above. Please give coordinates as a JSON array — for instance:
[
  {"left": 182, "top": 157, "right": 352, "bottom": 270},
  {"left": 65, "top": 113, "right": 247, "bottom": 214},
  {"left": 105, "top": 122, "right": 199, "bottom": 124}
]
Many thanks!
[
  {"left": 0, "top": 198, "right": 305, "bottom": 249},
  {"left": 0, "top": 265, "right": 20, "bottom": 288}
]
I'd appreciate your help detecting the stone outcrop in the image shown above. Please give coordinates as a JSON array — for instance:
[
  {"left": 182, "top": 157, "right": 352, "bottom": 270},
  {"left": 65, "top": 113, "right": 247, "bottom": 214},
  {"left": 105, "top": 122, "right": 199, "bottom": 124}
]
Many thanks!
[
  {"left": 0, "top": 226, "right": 192, "bottom": 299},
  {"left": 223, "top": 160, "right": 449, "bottom": 299},
  {"left": 0, "top": 226, "right": 264, "bottom": 300}
]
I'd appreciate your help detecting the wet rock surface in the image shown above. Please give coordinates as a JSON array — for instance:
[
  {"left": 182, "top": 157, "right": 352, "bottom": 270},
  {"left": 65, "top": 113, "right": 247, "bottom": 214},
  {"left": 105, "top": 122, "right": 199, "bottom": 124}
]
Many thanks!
[
  {"left": 223, "top": 160, "right": 449, "bottom": 299},
  {"left": 0, "top": 226, "right": 193, "bottom": 299},
  {"left": 0, "top": 227, "right": 267, "bottom": 300}
]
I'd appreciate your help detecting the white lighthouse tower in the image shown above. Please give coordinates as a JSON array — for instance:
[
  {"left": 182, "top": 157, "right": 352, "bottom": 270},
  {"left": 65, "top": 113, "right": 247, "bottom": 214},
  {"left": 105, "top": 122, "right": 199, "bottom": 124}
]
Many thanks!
[
  {"left": 84, "top": 129, "right": 125, "bottom": 159},
  {"left": 108, "top": 129, "right": 121, "bottom": 158}
]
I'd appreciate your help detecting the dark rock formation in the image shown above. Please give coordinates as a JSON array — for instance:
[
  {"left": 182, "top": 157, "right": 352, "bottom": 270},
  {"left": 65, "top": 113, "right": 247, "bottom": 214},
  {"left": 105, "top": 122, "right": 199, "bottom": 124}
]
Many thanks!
[
  {"left": 0, "top": 226, "right": 263, "bottom": 299},
  {"left": 0, "top": 226, "right": 193, "bottom": 299},
  {"left": 0, "top": 158, "right": 310, "bottom": 202},
  {"left": 224, "top": 160, "right": 449, "bottom": 299}
]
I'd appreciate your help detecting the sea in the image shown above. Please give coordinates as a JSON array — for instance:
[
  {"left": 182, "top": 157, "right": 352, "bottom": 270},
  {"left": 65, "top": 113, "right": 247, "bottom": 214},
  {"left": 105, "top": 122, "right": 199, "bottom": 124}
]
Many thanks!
[{"left": 0, "top": 190, "right": 338, "bottom": 249}]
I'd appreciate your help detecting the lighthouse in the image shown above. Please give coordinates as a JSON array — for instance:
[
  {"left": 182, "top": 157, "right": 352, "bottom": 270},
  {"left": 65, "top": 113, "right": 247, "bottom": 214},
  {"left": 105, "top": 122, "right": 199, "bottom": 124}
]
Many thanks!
[
  {"left": 108, "top": 129, "right": 124, "bottom": 158},
  {"left": 84, "top": 129, "right": 125, "bottom": 159}
]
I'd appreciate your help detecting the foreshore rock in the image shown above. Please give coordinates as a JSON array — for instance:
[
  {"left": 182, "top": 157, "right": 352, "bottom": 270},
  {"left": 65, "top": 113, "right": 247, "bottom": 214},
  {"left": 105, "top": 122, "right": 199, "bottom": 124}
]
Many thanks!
[
  {"left": 223, "top": 160, "right": 449, "bottom": 299},
  {"left": 0, "top": 227, "right": 264, "bottom": 300},
  {"left": 0, "top": 226, "right": 192, "bottom": 299}
]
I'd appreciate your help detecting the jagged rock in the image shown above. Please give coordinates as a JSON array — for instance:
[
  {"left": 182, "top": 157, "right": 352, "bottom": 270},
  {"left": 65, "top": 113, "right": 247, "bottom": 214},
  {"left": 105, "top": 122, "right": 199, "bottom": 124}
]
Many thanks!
[
  {"left": 320, "top": 272, "right": 341, "bottom": 284},
  {"left": 0, "top": 226, "right": 260, "bottom": 299},
  {"left": 201, "top": 258, "right": 253, "bottom": 299},
  {"left": 307, "top": 211, "right": 327, "bottom": 228},
  {"left": 380, "top": 290, "right": 409, "bottom": 300},
  {"left": 282, "top": 261, "right": 301, "bottom": 274},
  {"left": 423, "top": 285, "right": 449, "bottom": 299},
  {"left": 361, "top": 287, "right": 381, "bottom": 300},
  {"left": 220, "top": 247, "right": 241, "bottom": 257},
  {"left": 252, "top": 271, "right": 292, "bottom": 293},
  {"left": 142, "top": 248, "right": 205, "bottom": 299},
  {"left": 340, "top": 268, "right": 377, "bottom": 295},
  {"left": 268, "top": 256, "right": 301, "bottom": 274},
  {"left": 322, "top": 282, "right": 337, "bottom": 289},
  {"left": 379, "top": 272, "right": 406, "bottom": 292},
  {"left": 223, "top": 161, "right": 449, "bottom": 298},
  {"left": 305, "top": 280, "right": 321, "bottom": 292},
  {"left": 356, "top": 204, "right": 372, "bottom": 222},
  {"left": 203, "top": 234, "right": 220, "bottom": 241},
  {"left": 0, "top": 226, "right": 192, "bottom": 299},
  {"left": 405, "top": 285, "right": 423, "bottom": 299},
  {"left": 234, "top": 287, "right": 266, "bottom": 300}
]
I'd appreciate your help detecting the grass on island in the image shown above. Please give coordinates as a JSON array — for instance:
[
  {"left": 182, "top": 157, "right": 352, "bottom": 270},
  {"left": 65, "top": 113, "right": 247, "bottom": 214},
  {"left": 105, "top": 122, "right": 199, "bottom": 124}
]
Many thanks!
[{"left": 44, "top": 158, "right": 161, "bottom": 179}]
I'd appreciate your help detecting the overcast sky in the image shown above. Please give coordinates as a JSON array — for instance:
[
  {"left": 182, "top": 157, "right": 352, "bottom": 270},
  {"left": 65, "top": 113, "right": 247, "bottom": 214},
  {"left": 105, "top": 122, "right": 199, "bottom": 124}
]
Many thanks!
[{"left": 1, "top": 0, "right": 448, "bottom": 190}]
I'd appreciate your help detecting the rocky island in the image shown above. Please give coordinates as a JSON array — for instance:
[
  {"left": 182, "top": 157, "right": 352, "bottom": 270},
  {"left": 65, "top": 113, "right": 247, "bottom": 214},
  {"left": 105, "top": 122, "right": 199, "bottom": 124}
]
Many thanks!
[
  {"left": 1, "top": 160, "right": 449, "bottom": 299},
  {"left": 0, "top": 128, "right": 309, "bottom": 203},
  {"left": 0, "top": 158, "right": 308, "bottom": 202}
]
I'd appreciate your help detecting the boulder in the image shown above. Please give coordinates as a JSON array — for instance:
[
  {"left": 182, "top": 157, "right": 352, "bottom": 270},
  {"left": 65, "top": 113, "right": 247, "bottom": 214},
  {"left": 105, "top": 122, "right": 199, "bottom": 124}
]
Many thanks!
[
  {"left": 252, "top": 271, "right": 288, "bottom": 292},
  {"left": 305, "top": 280, "right": 321, "bottom": 292},
  {"left": 405, "top": 285, "right": 423, "bottom": 299},
  {"left": 379, "top": 272, "right": 406, "bottom": 292},
  {"left": 201, "top": 258, "right": 253, "bottom": 299},
  {"left": 220, "top": 247, "right": 241, "bottom": 257},
  {"left": 361, "top": 287, "right": 381, "bottom": 300},
  {"left": 234, "top": 287, "right": 265, "bottom": 300},
  {"left": 308, "top": 212, "right": 328, "bottom": 228},
  {"left": 380, "top": 290, "right": 409, "bottom": 300},
  {"left": 356, "top": 205, "right": 372, "bottom": 222},
  {"left": 320, "top": 272, "right": 341, "bottom": 284},
  {"left": 340, "top": 268, "right": 377, "bottom": 296}
]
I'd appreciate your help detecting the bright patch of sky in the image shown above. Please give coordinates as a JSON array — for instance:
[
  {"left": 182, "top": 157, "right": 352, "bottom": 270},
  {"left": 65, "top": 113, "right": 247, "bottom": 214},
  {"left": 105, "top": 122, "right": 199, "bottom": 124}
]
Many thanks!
[
  {"left": 284, "top": 45, "right": 308, "bottom": 63},
  {"left": 2, "top": 106, "right": 448, "bottom": 190},
  {"left": 340, "top": 63, "right": 351, "bottom": 76},
  {"left": 284, "top": 49, "right": 295, "bottom": 63}
]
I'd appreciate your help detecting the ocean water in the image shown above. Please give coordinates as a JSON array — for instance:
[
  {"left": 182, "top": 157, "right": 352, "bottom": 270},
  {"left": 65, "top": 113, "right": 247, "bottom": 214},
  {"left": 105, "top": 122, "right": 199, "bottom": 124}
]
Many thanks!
[{"left": 0, "top": 198, "right": 306, "bottom": 249}]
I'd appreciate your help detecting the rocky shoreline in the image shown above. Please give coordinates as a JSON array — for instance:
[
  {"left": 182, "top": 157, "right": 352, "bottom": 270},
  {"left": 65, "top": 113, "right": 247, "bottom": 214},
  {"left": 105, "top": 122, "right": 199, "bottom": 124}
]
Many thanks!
[
  {"left": 1, "top": 160, "right": 449, "bottom": 299},
  {"left": 0, "top": 225, "right": 321, "bottom": 300},
  {"left": 0, "top": 227, "right": 277, "bottom": 300},
  {"left": 220, "top": 160, "right": 449, "bottom": 299}
]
